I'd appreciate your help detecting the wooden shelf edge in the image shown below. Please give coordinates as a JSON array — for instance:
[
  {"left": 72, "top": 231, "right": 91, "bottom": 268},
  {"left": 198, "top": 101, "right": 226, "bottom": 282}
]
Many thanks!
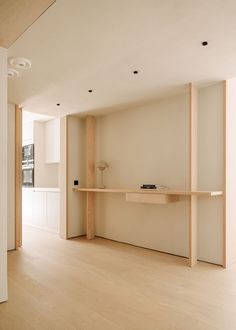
[{"left": 72, "top": 188, "right": 223, "bottom": 197}]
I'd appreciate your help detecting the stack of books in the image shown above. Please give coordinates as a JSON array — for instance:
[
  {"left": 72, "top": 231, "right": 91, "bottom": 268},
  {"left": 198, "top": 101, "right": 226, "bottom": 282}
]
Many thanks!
[{"left": 140, "top": 184, "right": 167, "bottom": 190}]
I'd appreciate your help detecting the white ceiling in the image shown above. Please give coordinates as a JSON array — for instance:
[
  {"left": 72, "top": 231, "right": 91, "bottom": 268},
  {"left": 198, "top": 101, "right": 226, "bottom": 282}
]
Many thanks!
[
  {"left": 8, "top": 0, "right": 236, "bottom": 117},
  {"left": 0, "top": 0, "right": 55, "bottom": 48}
]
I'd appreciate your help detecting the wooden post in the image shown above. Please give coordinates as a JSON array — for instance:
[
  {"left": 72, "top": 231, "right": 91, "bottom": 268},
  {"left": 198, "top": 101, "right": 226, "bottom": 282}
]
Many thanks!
[
  {"left": 59, "top": 116, "right": 68, "bottom": 239},
  {"left": 222, "top": 78, "right": 236, "bottom": 268},
  {"left": 189, "top": 83, "right": 198, "bottom": 266},
  {"left": 15, "top": 105, "right": 22, "bottom": 248},
  {"left": 86, "top": 116, "right": 96, "bottom": 239}
]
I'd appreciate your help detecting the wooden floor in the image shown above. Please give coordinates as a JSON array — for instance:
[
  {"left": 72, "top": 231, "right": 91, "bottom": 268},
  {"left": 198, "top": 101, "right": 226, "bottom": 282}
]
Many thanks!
[{"left": 1, "top": 227, "right": 236, "bottom": 330}]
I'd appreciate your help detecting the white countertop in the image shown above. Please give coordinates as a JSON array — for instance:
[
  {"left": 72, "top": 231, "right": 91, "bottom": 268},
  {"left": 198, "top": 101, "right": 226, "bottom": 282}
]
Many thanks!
[{"left": 23, "top": 187, "right": 60, "bottom": 192}]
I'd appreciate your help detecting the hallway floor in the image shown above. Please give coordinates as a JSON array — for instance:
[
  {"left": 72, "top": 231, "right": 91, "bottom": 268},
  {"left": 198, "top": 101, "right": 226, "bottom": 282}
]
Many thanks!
[{"left": 1, "top": 226, "right": 236, "bottom": 330}]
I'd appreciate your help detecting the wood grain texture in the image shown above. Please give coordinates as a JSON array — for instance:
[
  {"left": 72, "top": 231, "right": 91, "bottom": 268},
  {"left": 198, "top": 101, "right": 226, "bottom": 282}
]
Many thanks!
[
  {"left": 15, "top": 105, "right": 22, "bottom": 249},
  {"left": 74, "top": 188, "right": 222, "bottom": 196},
  {"left": 189, "top": 83, "right": 198, "bottom": 267},
  {"left": 223, "top": 80, "right": 227, "bottom": 268},
  {"left": 0, "top": 0, "right": 55, "bottom": 48},
  {"left": 2, "top": 226, "right": 236, "bottom": 330},
  {"left": 86, "top": 192, "right": 95, "bottom": 239},
  {"left": 126, "top": 193, "right": 179, "bottom": 204},
  {"left": 59, "top": 116, "right": 68, "bottom": 239},
  {"left": 86, "top": 116, "right": 96, "bottom": 188},
  {"left": 86, "top": 116, "right": 96, "bottom": 239}
]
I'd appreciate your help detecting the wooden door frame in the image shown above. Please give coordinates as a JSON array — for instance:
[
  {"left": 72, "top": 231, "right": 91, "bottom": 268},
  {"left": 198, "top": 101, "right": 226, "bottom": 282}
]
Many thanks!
[{"left": 15, "top": 105, "right": 22, "bottom": 249}]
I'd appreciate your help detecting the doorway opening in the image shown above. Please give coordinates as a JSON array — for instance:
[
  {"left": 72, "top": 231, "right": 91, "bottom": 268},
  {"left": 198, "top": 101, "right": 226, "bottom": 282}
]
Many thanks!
[{"left": 21, "top": 110, "right": 60, "bottom": 243}]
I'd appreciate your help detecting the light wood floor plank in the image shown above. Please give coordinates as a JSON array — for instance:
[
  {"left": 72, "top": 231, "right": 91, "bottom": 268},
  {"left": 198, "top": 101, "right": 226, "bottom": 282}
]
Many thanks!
[{"left": 1, "top": 226, "right": 236, "bottom": 329}]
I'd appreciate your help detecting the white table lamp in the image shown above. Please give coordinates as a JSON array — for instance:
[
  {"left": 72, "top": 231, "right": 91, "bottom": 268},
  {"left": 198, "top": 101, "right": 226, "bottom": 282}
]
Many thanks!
[{"left": 97, "top": 161, "right": 109, "bottom": 189}]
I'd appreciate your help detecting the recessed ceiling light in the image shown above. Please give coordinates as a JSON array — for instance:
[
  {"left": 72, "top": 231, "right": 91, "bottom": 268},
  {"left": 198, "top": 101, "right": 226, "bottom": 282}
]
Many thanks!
[
  {"left": 88, "top": 89, "right": 93, "bottom": 93},
  {"left": 7, "top": 68, "right": 20, "bottom": 78},
  {"left": 133, "top": 70, "right": 139, "bottom": 74},
  {"left": 202, "top": 41, "right": 208, "bottom": 46},
  {"left": 8, "top": 57, "right": 32, "bottom": 70}
]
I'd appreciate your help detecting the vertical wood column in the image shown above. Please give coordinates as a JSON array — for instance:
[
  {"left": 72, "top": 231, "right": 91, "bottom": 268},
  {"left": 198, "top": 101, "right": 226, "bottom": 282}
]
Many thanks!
[
  {"left": 189, "top": 83, "right": 198, "bottom": 267},
  {"left": 15, "top": 105, "right": 22, "bottom": 248},
  {"left": 59, "top": 116, "right": 68, "bottom": 239},
  {"left": 223, "top": 78, "right": 236, "bottom": 268},
  {"left": 0, "top": 47, "right": 8, "bottom": 302},
  {"left": 86, "top": 116, "right": 96, "bottom": 239},
  {"left": 223, "top": 80, "right": 227, "bottom": 268}
]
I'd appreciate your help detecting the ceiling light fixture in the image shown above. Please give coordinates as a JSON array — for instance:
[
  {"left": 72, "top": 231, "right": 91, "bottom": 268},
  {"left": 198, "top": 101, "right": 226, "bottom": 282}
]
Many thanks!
[
  {"left": 7, "top": 68, "right": 20, "bottom": 78},
  {"left": 202, "top": 41, "right": 208, "bottom": 46},
  {"left": 8, "top": 57, "right": 32, "bottom": 70}
]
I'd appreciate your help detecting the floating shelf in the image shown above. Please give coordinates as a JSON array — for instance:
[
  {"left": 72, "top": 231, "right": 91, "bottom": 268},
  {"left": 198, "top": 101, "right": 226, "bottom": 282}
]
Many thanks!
[{"left": 73, "top": 188, "right": 223, "bottom": 197}]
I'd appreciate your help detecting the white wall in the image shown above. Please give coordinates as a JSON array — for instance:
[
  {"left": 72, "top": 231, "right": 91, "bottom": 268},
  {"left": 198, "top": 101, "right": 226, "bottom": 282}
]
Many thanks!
[
  {"left": 96, "top": 94, "right": 190, "bottom": 257},
  {"left": 23, "top": 120, "right": 33, "bottom": 146},
  {"left": 34, "top": 121, "right": 59, "bottom": 187},
  {"left": 44, "top": 118, "right": 60, "bottom": 163},
  {"left": 7, "top": 104, "right": 16, "bottom": 251},
  {"left": 0, "top": 47, "right": 8, "bottom": 303}
]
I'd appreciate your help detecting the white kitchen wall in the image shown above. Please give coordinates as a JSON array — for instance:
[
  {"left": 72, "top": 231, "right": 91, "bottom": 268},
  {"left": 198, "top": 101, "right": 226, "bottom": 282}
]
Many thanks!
[
  {"left": 45, "top": 118, "right": 60, "bottom": 163},
  {"left": 34, "top": 121, "right": 59, "bottom": 187},
  {"left": 22, "top": 120, "right": 33, "bottom": 146}
]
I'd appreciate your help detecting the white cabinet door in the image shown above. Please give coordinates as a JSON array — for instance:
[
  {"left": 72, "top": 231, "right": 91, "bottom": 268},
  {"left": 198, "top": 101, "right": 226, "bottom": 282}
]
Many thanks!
[
  {"left": 45, "top": 118, "right": 60, "bottom": 163},
  {"left": 46, "top": 192, "right": 60, "bottom": 233},
  {"left": 32, "top": 192, "right": 47, "bottom": 228},
  {"left": 22, "top": 188, "right": 33, "bottom": 224},
  {"left": 23, "top": 121, "right": 33, "bottom": 146}
]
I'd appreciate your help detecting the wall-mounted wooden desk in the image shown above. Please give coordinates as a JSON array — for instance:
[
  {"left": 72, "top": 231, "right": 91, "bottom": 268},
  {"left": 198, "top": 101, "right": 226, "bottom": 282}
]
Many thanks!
[{"left": 73, "top": 188, "right": 223, "bottom": 267}]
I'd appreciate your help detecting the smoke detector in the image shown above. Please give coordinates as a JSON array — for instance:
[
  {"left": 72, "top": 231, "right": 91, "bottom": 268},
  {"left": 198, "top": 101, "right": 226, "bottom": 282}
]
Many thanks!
[
  {"left": 7, "top": 68, "right": 20, "bottom": 78},
  {"left": 8, "top": 57, "right": 31, "bottom": 70}
]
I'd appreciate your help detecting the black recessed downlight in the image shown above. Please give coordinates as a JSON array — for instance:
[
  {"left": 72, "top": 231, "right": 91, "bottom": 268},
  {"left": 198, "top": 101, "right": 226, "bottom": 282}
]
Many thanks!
[
  {"left": 56, "top": 103, "right": 60, "bottom": 106},
  {"left": 133, "top": 70, "right": 139, "bottom": 74},
  {"left": 202, "top": 41, "right": 208, "bottom": 46},
  {"left": 88, "top": 89, "right": 93, "bottom": 93}
]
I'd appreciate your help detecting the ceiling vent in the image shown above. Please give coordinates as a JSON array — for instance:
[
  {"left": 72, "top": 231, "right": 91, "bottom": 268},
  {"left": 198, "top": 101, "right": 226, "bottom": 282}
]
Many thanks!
[
  {"left": 7, "top": 68, "right": 20, "bottom": 78},
  {"left": 8, "top": 57, "right": 31, "bottom": 70}
]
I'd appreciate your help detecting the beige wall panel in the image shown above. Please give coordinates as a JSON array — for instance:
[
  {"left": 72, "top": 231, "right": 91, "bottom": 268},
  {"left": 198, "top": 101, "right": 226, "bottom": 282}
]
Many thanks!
[
  {"left": 198, "top": 83, "right": 224, "bottom": 265},
  {"left": 67, "top": 116, "right": 86, "bottom": 238},
  {"left": 96, "top": 94, "right": 190, "bottom": 257}
]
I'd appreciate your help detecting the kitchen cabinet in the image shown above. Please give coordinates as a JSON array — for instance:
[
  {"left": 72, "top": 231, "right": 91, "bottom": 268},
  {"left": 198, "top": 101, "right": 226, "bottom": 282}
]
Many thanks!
[{"left": 22, "top": 188, "right": 60, "bottom": 234}]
